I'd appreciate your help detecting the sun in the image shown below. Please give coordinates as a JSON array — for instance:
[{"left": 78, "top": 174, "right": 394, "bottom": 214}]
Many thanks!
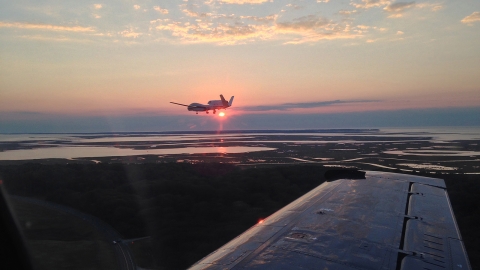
[{"left": 218, "top": 112, "right": 225, "bottom": 117}]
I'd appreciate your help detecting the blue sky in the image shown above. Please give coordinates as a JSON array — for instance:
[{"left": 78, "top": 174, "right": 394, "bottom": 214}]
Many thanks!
[{"left": 1, "top": 0, "right": 479, "bottom": 132}]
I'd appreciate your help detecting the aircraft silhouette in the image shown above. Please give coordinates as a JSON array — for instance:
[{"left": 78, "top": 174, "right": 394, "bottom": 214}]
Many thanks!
[{"left": 170, "top": 94, "right": 234, "bottom": 114}]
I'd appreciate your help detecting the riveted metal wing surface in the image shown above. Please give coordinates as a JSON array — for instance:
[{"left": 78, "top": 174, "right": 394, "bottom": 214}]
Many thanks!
[{"left": 189, "top": 171, "right": 471, "bottom": 270}]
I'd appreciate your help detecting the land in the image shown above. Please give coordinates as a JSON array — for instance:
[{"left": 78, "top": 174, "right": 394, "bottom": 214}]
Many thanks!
[
  {"left": 1, "top": 163, "right": 479, "bottom": 269},
  {"left": 1, "top": 130, "right": 479, "bottom": 174},
  {"left": 0, "top": 130, "right": 479, "bottom": 269}
]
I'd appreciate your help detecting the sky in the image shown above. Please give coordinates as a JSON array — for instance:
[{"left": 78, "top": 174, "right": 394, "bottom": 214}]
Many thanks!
[{"left": 0, "top": 0, "right": 479, "bottom": 132}]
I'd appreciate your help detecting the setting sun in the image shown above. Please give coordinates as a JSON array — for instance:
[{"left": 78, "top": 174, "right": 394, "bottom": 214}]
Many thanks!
[{"left": 218, "top": 112, "right": 225, "bottom": 117}]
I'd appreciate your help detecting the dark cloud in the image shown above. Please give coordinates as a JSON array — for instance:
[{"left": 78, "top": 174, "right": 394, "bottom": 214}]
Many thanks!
[
  {"left": 238, "top": 99, "right": 380, "bottom": 111},
  {"left": 384, "top": 2, "right": 416, "bottom": 13},
  {"left": 276, "top": 15, "right": 329, "bottom": 31},
  {"left": 352, "top": 0, "right": 390, "bottom": 9}
]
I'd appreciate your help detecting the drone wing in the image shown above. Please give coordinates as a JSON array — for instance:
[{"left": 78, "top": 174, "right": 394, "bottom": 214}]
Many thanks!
[{"left": 170, "top": 102, "right": 189, "bottom": 107}]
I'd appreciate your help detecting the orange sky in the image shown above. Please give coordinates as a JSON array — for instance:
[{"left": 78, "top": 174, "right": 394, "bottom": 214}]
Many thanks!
[{"left": 1, "top": 0, "right": 479, "bottom": 125}]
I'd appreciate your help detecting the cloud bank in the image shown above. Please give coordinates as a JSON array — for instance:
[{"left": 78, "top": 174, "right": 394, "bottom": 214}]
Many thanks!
[
  {"left": 238, "top": 100, "right": 380, "bottom": 111},
  {"left": 2, "top": 107, "right": 479, "bottom": 133},
  {"left": 0, "top": 22, "right": 95, "bottom": 32}
]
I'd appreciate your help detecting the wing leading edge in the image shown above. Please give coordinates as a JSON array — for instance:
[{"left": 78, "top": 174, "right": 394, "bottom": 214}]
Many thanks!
[
  {"left": 170, "top": 102, "right": 189, "bottom": 107},
  {"left": 189, "top": 171, "right": 471, "bottom": 270}
]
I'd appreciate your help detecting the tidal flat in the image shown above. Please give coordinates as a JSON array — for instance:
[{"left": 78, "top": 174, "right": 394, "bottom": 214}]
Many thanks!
[{"left": 1, "top": 128, "right": 479, "bottom": 174}]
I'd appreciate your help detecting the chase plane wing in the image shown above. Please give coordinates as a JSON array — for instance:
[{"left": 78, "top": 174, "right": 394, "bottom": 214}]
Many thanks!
[{"left": 189, "top": 171, "right": 471, "bottom": 270}]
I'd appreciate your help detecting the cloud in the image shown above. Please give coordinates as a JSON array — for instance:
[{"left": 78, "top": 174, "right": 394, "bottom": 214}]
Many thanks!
[
  {"left": 352, "top": 0, "right": 440, "bottom": 17},
  {"left": 426, "top": 4, "right": 443, "bottom": 11},
  {"left": 238, "top": 100, "right": 380, "bottom": 111},
  {"left": 352, "top": 0, "right": 390, "bottom": 9},
  {"left": 92, "top": 4, "right": 103, "bottom": 19},
  {"left": 387, "top": 14, "right": 403, "bottom": 18},
  {"left": 286, "top": 4, "right": 303, "bottom": 10},
  {"left": 17, "top": 35, "right": 94, "bottom": 43},
  {"left": 277, "top": 15, "right": 329, "bottom": 31},
  {"left": 416, "top": 3, "right": 442, "bottom": 11},
  {"left": 396, "top": 30, "right": 404, "bottom": 35},
  {"left": 151, "top": 11, "right": 277, "bottom": 45},
  {"left": 383, "top": 2, "right": 442, "bottom": 18},
  {"left": 277, "top": 15, "right": 363, "bottom": 43},
  {"left": 461, "top": 12, "right": 480, "bottom": 25},
  {"left": 133, "top": 5, "right": 141, "bottom": 10},
  {"left": 219, "top": 0, "right": 271, "bottom": 4},
  {"left": 383, "top": 2, "right": 415, "bottom": 13},
  {"left": 151, "top": 12, "right": 363, "bottom": 45},
  {"left": 119, "top": 28, "right": 142, "bottom": 38},
  {"left": 181, "top": 8, "right": 213, "bottom": 18},
  {"left": 153, "top": 19, "right": 273, "bottom": 45},
  {"left": 240, "top": 15, "right": 277, "bottom": 23},
  {"left": 0, "top": 22, "right": 95, "bottom": 32},
  {"left": 339, "top": 10, "right": 358, "bottom": 15},
  {"left": 154, "top": 6, "right": 169, "bottom": 14},
  {"left": 374, "top": 26, "right": 387, "bottom": 31}
]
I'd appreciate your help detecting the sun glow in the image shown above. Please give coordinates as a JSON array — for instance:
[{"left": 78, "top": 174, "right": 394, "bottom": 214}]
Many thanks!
[{"left": 218, "top": 112, "right": 225, "bottom": 117}]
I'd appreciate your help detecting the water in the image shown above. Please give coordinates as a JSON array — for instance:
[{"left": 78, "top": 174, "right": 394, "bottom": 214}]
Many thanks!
[
  {"left": 1, "top": 128, "right": 479, "bottom": 161},
  {"left": 0, "top": 134, "right": 254, "bottom": 143},
  {"left": 398, "top": 163, "right": 458, "bottom": 171},
  {"left": 383, "top": 150, "right": 480, "bottom": 157},
  {"left": 0, "top": 146, "right": 275, "bottom": 161},
  {"left": 381, "top": 127, "right": 480, "bottom": 141}
]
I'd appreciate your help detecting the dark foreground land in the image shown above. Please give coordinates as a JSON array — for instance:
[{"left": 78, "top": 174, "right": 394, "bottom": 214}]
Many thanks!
[{"left": 1, "top": 163, "right": 479, "bottom": 269}]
